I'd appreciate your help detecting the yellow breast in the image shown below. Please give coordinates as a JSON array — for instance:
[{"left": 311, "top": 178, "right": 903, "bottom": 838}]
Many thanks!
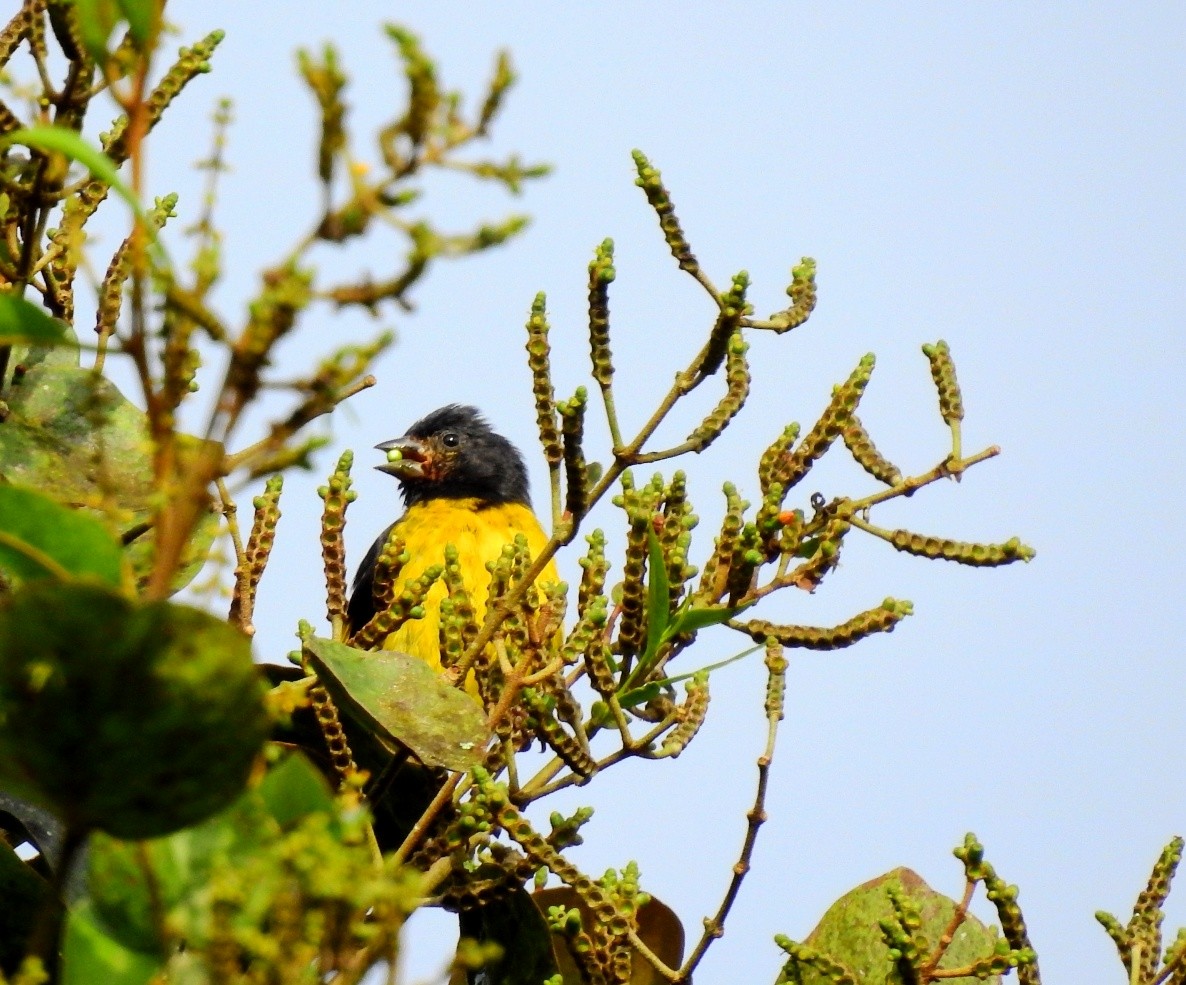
[{"left": 379, "top": 498, "right": 559, "bottom": 674}]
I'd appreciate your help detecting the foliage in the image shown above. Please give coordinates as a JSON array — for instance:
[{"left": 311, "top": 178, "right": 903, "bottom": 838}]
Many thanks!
[{"left": 0, "top": 2, "right": 1171, "bottom": 984}]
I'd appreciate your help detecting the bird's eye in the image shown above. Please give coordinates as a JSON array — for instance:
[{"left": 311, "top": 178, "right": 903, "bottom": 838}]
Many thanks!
[{"left": 441, "top": 431, "right": 460, "bottom": 448}]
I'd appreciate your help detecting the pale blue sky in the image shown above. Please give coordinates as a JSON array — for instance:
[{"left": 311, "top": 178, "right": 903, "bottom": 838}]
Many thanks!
[{"left": 123, "top": 2, "right": 1186, "bottom": 980}]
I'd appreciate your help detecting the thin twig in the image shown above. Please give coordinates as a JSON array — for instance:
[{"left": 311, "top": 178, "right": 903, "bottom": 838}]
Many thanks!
[{"left": 677, "top": 651, "right": 785, "bottom": 981}]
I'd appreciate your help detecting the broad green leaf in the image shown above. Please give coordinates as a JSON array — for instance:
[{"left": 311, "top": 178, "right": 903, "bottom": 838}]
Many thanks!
[
  {"left": 62, "top": 901, "right": 161, "bottom": 985},
  {"left": 0, "top": 293, "right": 73, "bottom": 346},
  {"left": 0, "top": 484, "right": 124, "bottom": 586},
  {"left": 0, "top": 583, "right": 267, "bottom": 838},
  {"left": 0, "top": 360, "right": 220, "bottom": 593},
  {"left": 791, "top": 867, "right": 1002, "bottom": 985},
  {"left": 3, "top": 127, "right": 142, "bottom": 222},
  {"left": 115, "top": 0, "right": 156, "bottom": 46},
  {"left": 302, "top": 633, "right": 488, "bottom": 771},
  {"left": 87, "top": 791, "right": 280, "bottom": 955},
  {"left": 256, "top": 750, "right": 335, "bottom": 829}
]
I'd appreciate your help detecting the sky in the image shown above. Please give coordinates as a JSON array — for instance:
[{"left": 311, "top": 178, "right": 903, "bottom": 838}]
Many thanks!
[{"left": 83, "top": 2, "right": 1186, "bottom": 981}]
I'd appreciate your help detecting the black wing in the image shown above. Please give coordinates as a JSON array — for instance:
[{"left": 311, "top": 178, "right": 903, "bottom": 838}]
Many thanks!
[{"left": 346, "top": 522, "right": 395, "bottom": 636}]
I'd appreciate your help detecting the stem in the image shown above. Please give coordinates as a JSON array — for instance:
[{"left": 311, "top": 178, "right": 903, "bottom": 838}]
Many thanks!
[
  {"left": 677, "top": 657, "right": 784, "bottom": 982},
  {"left": 919, "top": 875, "right": 976, "bottom": 979}
]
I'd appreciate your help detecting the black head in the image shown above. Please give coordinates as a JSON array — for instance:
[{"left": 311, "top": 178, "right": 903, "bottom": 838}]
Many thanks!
[{"left": 376, "top": 404, "right": 531, "bottom": 508}]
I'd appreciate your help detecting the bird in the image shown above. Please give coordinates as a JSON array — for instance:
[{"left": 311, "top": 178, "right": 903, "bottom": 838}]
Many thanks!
[{"left": 347, "top": 404, "right": 559, "bottom": 678}]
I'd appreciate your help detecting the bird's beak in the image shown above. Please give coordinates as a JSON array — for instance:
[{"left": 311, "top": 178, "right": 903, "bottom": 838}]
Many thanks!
[{"left": 375, "top": 435, "right": 429, "bottom": 479}]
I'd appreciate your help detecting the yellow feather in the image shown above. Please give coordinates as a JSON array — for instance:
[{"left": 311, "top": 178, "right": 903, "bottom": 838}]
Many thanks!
[{"left": 378, "top": 497, "right": 559, "bottom": 673}]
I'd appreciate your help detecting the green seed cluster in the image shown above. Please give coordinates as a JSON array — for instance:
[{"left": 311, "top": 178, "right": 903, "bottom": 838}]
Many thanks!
[
  {"left": 230, "top": 474, "right": 284, "bottom": 629},
  {"left": 103, "top": 31, "right": 226, "bottom": 165},
  {"left": 772, "top": 256, "right": 818, "bottom": 331},
  {"left": 738, "top": 597, "right": 912, "bottom": 651},
  {"left": 764, "top": 638, "right": 787, "bottom": 723},
  {"left": 368, "top": 531, "right": 408, "bottom": 618},
  {"left": 696, "top": 481, "right": 746, "bottom": 602},
  {"left": 296, "top": 44, "right": 347, "bottom": 185},
  {"left": 700, "top": 271, "right": 751, "bottom": 378},
  {"left": 486, "top": 536, "right": 530, "bottom": 607},
  {"left": 352, "top": 565, "right": 443, "bottom": 650},
  {"left": 755, "top": 483, "right": 797, "bottom": 558},
  {"left": 385, "top": 26, "right": 439, "bottom": 147},
  {"left": 271, "top": 333, "right": 393, "bottom": 465},
  {"left": 777, "top": 354, "right": 876, "bottom": 491},
  {"left": 659, "top": 472, "right": 698, "bottom": 610},
  {"left": 564, "top": 594, "right": 608, "bottom": 670},
  {"left": 1095, "top": 836, "right": 1184, "bottom": 985},
  {"left": 1134, "top": 835, "right": 1182, "bottom": 923},
  {"left": 524, "top": 687, "right": 596, "bottom": 778},
  {"left": 632, "top": 149, "right": 698, "bottom": 274},
  {"left": 588, "top": 238, "right": 616, "bottom": 387},
  {"left": 479, "top": 769, "right": 621, "bottom": 964},
  {"left": 0, "top": 3, "right": 41, "bottom": 66},
  {"left": 547, "top": 806, "right": 595, "bottom": 851},
  {"left": 687, "top": 331, "right": 750, "bottom": 451},
  {"left": 774, "top": 937, "right": 857, "bottom": 985},
  {"left": 223, "top": 263, "right": 314, "bottom": 424},
  {"left": 657, "top": 671, "right": 709, "bottom": 758},
  {"left": 984, "top": 875, "right": 1039, "bottom": 984},
  {"left": 318, "top": 451, "right": 356, "bottom": 627},
  {"left": 97, "top": 194, "right": 178, "bottom": 341},
  {"left": 758, "top": 423, "right": 800, "bottom": 497},
  {"left": 439, "top": 543, "right": 479, "bottom": 668},
  {"left": 560, "top": 386, "right": 590, "bottom": 518},
  {"left": 614, "top": 473, "right": 665, "bottom": 657},
  {"left": 954, "top": 834, "right": 1040, "bottom": 985},
  {"left": 725, "top": 520, "right": 762, "bottom": 605},
  {"left": 786, "top": 518, "right": 850, "bottom": 592},
  {"left": 888, "top": 530, "right": 1036, "bottom": 566},
  {"left": 880, "top": 884, "right": 926, "bottom": 974},
  {"left": 583, "top": 642, "right": 618, "bottom": 704},
  {"left": 578, "top": 529, "right": 609, "bottom": 618},
  {"left": 525, "top": 292, "right": 562, "bottom": 465},
  {"left": 921, "top": 339, "right": 964, "bottom": 425},
  {"left": 842, "top": 415, "right": 902, "bottom": 486},
  {"left": 476, "top": 50, "right": 516, "bottom": 136}
]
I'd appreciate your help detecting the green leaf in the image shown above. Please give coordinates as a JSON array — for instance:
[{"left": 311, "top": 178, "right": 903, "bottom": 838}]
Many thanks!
[
  {"left": 666, "top": 600, "right": 738, "bottom": 636},
  {"left": 87, "top": 791, "right": 279, "bottom": 955},
  {"left": 72, "top": 0, "right": 120, "bottom": 63},
  {"left": 302, "top": 634, "right": 488, "bottom": 771},
  {"left": 257, "top": 751, "right": 335, "bottom": 830},
  {"left": 643, "top": 527, "right": 670, "bottom": 664},
  {"left": 0, "top": 583, "right": 268, "bottom": 838},
  {"left": 62, "top": 900, "right": 162, "bottom": 985},
  {"left": 2, "top": 128, "right": 143, "bottom": 224},
  {"left": 0, "top": 293, "right": 73, "bottom": 347},
  {"left": 793, "top": 867, "right": 1003, "bottom": 985},
  {"left": 115, "top": 0, "right": 156, "bottom": 47},
  {"left": 616, "top": 643, "right": 760, "bottom": 711},
  {"left": 0, "top": 361, "right": 219, "bottom": 593},
  {"left": 0, "top": 484, "right": 124, "bottom": 586}
]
